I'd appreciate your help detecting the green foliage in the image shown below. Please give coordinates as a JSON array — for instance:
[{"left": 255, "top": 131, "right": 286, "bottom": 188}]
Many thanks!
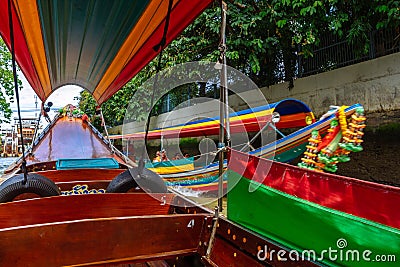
[
  {"left": 78, "top": 0, "right": 399, "bottom": 129},
  {"left": 0, "top": 38, "right": 18, "bottom": 123}
]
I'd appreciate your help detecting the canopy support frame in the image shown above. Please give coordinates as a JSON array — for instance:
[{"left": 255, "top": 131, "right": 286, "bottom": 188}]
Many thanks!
[
  {"left": 98, "top": 107, "right": 114, "bottom": 152},
  {"left": 8, "top": 0, "right": 28, "bottom": 183}
]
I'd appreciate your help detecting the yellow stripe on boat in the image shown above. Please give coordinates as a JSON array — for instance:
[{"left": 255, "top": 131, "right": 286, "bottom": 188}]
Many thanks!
[
  {"left": 94, "top": 0, "right": 179, "bottom": 100},
  {"left": 13, "top": 0, "right": 51, "bottom": 98}
]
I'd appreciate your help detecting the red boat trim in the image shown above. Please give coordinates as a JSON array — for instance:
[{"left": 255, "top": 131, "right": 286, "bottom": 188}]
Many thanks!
[{"left": 0, "top": 0, "right": 45, "bottom": 98}]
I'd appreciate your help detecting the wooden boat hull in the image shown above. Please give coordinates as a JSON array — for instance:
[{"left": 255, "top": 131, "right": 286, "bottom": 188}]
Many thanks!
[
  {"left": 0, "top": 0, "right": 326, "bottom": 265},
  {"left": 146, "top": 157, "right": 195, "bottom": 174},
  {"left": 162, "top": 104, "right": 363, "bottom": 192}
]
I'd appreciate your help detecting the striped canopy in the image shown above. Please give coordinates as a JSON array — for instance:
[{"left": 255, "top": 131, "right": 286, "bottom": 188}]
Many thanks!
[{"left": 0, "top": 0, "right": 212, "bottom": 104}]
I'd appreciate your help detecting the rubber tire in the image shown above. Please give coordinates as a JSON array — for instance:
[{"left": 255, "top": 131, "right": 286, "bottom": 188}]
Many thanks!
[
  {"left": 106, "top": 168, "right": 167, "bottom": 193},
  {"left": 0, "top": 173, "right": 61, "bottom": 203}
]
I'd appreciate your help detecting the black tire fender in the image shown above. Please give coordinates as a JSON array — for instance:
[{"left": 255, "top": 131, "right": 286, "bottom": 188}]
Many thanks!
[
  {"left": 106, "top": 168, "right": 167, "bottom": 193},
  {"left": 0, "top": 173, "right": 61, "bottom": 203}
]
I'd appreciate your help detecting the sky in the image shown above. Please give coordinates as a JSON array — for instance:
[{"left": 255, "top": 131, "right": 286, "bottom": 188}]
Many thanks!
[{"left": 4, "top": 72, "right": 82, "bottom": 129}]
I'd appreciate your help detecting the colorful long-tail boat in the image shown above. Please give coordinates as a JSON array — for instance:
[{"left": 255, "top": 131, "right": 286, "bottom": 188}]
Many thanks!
[
  {"left": 0, "top": 0, "right": 320, "bottom": 266},
  {"left": 117, "top": 98, "right": 316, "bottom": 190}
]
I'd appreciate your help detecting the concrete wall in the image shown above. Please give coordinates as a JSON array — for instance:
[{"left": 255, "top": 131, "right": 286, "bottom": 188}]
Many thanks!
[{"left": 110, "top": 52, "right": 400, "bottom": 134}]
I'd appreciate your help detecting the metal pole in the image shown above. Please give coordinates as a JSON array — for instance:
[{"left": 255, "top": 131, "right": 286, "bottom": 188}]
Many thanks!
[
  {"left": 32, "top": 112, "right": 42, "bottom": 145},
  {"left": 240, "top": 122, "right": 270, "bottom": 152},
  {"left": 217, "top": 1, "right": 228, "bottom": 213},
  {"left": 8, "top": 0, "right": 28, "bottom": 182}
]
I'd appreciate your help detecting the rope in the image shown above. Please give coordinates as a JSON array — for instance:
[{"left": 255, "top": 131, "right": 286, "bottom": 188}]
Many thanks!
[
  {"left": 98, "top": 108, "right": 114, "bottom": 152},
  {"left": 216, "top": 0, "right": 228, "bottom": 213},
  {"left": 31, "top": 112, "right": 42, "bottom": 147},
  {"left": 192, "top": 147, "right": 225, "bottom": 159},
  {"left": 8, "top": 0, "right": 28, "bottom": 183}
]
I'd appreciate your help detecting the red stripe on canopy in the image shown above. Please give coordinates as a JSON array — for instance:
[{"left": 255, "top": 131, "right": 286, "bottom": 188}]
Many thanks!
[{"left": 228, "top": 148, "right": 400, "bottom": 230}]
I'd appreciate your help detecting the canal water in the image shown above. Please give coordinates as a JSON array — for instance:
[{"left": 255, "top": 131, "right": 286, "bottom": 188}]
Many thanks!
[
  {"left": 0, "top": 158, "right": 17, "bottom": 175},
  {"left": 0, "top": 121, "right": 398, "bottom": 186}
]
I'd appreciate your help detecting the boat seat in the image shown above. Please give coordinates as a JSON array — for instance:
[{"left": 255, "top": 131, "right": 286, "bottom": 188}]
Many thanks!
[{"left": 56, "top": 158, "right": 119, "bottom": 170}]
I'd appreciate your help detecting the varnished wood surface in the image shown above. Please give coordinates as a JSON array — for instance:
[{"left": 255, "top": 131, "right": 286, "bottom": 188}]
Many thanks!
[
  {"left": 37, "top": 168, "right": 125, "bottom": 183},
  {"left": 0, "top": 193, "right": 174, "bottom": 228},
  {"left": 0, "top": 214, "right": 209, "bottom": 266},
  {"left": 207, "top": 237, "right": 266, "bottom": 267},
  {"left": 57, "top": 181, "right": 111, "bottom": 191},
  {"left": 27, "top": 117, "right": 120, "bottom": 164}
]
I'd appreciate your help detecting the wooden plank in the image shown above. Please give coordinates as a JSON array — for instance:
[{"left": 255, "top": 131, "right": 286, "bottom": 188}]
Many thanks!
[
  {"left": 146, "top": 261, "right": 170, "bottom": 267},
  {"left": 206, "top": 237, "right": 266, "bottom": 267},
  {"left": 0, "top": 193, "right": 175, "bottom": 228},
  {"left": 164, "top": 254, "right": 205, "bottom": 267},
  {"left": 197, "top": 216, "right": 214, "bottom": 257},
  {"left": 27, "top": 161, "right": 57, "bottom": 172},
  {"left": 102, "top": 264, "right": 146, "bottom": 267},
  {"left": 28, "top": 117, "right": 118, "bottom": 164},
  {"left": 57, "top": 181, "right": 110, "bottom": 191},
  {"left": 0, "top": 214, "right": 209, "bottom": 266}
]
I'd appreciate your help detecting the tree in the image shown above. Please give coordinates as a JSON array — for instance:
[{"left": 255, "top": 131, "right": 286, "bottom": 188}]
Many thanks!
[{"left": 0, "top": 38, "right": 17, "bottom": 123}]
